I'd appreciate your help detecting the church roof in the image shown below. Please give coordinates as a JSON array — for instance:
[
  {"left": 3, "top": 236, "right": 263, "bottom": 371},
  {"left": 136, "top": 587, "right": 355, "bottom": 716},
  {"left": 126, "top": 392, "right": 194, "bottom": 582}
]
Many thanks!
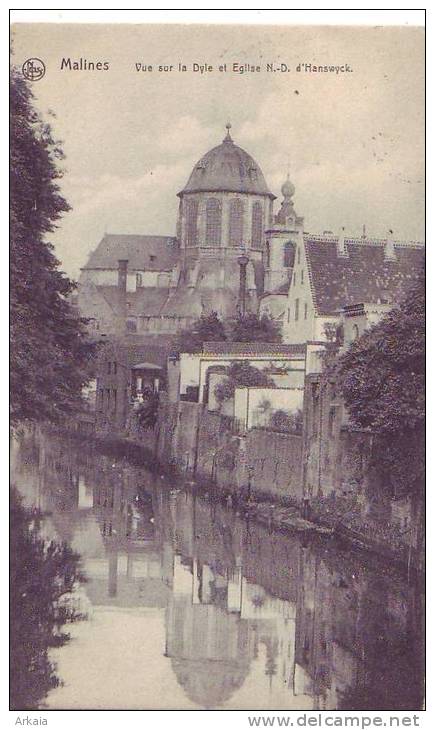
[
  {"left": 83, "top": 234, "right": 179, "bottom": 271},
  {"left": 304, "top": 236, "right": 425, "bottom": 315},
  {"left": 179, "top": 126, "right": 275, "bottom": 198}
]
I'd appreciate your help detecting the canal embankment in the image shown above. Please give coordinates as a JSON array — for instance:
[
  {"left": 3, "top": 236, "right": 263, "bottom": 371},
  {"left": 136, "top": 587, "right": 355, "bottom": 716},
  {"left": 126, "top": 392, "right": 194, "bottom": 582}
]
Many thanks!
[
  {"left": 153, "top": 396, "right": 424, "bottom": 574},
  {"left": 71, "top": 396, "right": 423, "bottom": 574}
]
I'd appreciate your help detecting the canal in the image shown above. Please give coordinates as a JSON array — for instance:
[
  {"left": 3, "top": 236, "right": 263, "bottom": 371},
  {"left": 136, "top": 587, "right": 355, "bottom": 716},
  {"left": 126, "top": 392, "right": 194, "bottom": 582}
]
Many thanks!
[{"left": 11, "top": 429, "right": 424, "bottom": 711}]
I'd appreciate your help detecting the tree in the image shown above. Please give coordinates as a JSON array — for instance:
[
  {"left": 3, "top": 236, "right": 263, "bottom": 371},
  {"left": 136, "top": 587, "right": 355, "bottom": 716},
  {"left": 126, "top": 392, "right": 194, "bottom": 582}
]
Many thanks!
[
  {"left": 334, "top": 274, "right": 425, "bottom": 495},
  {"left": 214, "top": 361, "right": 274, "bottom": 404},
  {"left": 136, "top": 391, "right": 160, "bottom": 430},
  {"left": 172, "top": 311, "right": 226, "bottom": 355},
  {"left": 227, "top": 312, "right": 281, "bottom": 343},
  {"left": 269, "top": 408, "right": 303, "bottom": 434},
  {"left": 10, "top": 489, "right": 85, "bottom": 709},
  {"left": 10, "top": 66, "right": 94, "bottom": 426}
]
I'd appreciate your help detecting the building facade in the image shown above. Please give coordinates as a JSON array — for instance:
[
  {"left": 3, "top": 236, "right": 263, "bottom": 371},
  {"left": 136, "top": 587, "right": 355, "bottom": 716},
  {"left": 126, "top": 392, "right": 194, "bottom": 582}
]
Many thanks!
[{"left": 78, "top": 125, "right": 424, "bottom": 346}]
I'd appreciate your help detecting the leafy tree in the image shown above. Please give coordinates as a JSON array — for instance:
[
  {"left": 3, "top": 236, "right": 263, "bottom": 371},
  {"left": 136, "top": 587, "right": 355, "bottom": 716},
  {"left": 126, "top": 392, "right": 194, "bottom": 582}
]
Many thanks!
[
  {"left": 10, "top": 489, "right": 85, "bottom": 709},
  {"left": 269, "top": 408, "right": 303, "bottom": 434},
  {"left": 214, "top": 361, "right": 274, "bottom": 403},
  {"left": 227, "top": 312, "right": 281, "bottom": 343},
  {"left": 172, "top": 311, "right": 226, "bottom": 355},
  {"left": 136, "top": 391, "right": 160, "bottom": 430},
  {"left": 334, "top": 275, "right": 424, "bottom": 495},
  {"left": 10, "top": 66, "right": 94, "bottom": 426}
]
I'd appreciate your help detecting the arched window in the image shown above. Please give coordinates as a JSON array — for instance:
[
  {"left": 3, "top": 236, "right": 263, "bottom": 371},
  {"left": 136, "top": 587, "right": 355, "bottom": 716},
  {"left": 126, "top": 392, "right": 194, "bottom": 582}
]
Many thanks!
[
  {"left": 185, "top": 199, "right": 198, "bottom": 247},
  {"left": 284, "top": 241, "right": 294, "bottom": 268},
  {"left": 229, "top": 198, "right": 244, "bottom": 247},
  {"left": 352, "top": 324, "right": 359, "bottom": 340},
  {"left": 251, "top": 201, "right": 263, "bottom": 248},
  {"left": 205, "top": 198, "right": 222, "bottom": 246}
]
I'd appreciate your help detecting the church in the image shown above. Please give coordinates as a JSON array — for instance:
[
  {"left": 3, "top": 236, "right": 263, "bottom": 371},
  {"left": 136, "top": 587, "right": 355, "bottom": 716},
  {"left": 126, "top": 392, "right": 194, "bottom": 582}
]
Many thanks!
[{"left": 78, "top": 124, "right": 424, "bottom": 345}]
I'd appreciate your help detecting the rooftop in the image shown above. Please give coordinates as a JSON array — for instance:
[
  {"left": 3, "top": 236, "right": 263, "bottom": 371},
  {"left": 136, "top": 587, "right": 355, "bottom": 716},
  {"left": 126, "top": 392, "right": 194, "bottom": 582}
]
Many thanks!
[
  {"left": 202, "top": 341, "right": 306, "bottom": 356},
  {"left": 83, "top": 234, "right": 179, "bottom": 272},
  {"left": 304, "top": 236, "right": 425, "bottom": 315}
]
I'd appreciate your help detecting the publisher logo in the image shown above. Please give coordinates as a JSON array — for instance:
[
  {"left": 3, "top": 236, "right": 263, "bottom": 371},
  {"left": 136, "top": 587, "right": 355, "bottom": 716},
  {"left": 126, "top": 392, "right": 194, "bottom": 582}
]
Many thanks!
[{"left": 22, "top": 58, "right": 46, "bottom": 81}]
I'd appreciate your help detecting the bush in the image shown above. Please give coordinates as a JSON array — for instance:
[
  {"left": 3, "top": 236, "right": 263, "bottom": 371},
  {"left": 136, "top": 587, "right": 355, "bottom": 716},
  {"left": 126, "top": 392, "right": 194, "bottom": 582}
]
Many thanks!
[{"left": 214, "top": 361, "right": 274, "bottom": 404}]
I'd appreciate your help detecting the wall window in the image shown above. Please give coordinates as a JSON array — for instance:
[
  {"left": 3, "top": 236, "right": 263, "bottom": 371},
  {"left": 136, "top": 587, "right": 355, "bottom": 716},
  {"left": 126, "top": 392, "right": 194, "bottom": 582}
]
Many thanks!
[
  {"left": 284, "top": 241, "right": 293, "bottom": 268},
  {"left": 293, "top": 272, "right": 296, "bottom": 286},
  {"left": 136, "top": 273, "right": 142, "bottom": 288},
  {"left": 328, "top": 407, "right": 336, "bottom": 436},
  {"left": 205, "top": 198, "right": 222, "bottom": 246},
  {"left": 229, "top": 198, "right": 244, "bottom": 247},
  {"left": 265, "top": 241, "right": 271, "bottom": 268},
  {"left": 301, "top": 269, "right": 304, "bottom": 284},
  {"left": 251, "top": 201, "right": 263, "bottom": 248},
  {"left": 295, "top": 298, "right": 299, "bottom": 321},
  {"left": 297, "top": 247, "right": 301, "bottom": 265},
  {"left": 287, "top": 307, "right": 291, "bottom": 324},
  {"left": 304, "top": 302, "right": 308, "bottom": 320},
  {"left": 352, "top": 323, "right": 360, "bottom": 341},
  {"left": 185, "top": 199, "right": 198, "bottom": 247},
  {"left": 107, "top": 362, "right": 111, "bottom": 374}
]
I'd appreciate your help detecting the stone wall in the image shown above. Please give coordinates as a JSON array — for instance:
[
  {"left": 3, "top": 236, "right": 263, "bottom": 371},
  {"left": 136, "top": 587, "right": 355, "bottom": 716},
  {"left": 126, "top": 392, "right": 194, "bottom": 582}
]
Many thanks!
[
  {"left": 156, "top": 397, "right": 201, "bottom": 472},
  {"left": 158, "top": 399, "right": 303, "bottom": 502}
]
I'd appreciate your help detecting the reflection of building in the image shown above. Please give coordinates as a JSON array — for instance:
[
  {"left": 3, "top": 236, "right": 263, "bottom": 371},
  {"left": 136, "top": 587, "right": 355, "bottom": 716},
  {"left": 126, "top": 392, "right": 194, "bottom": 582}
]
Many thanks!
[{"left": 12, "top": 431, "right": 424, "bottom": 711}]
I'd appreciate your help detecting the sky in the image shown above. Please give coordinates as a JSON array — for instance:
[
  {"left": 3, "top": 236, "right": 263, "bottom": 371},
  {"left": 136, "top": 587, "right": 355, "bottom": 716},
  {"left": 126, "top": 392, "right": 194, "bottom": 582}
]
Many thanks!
[{"left": 12, "top": 23, "right": 425, "bottom": 279}]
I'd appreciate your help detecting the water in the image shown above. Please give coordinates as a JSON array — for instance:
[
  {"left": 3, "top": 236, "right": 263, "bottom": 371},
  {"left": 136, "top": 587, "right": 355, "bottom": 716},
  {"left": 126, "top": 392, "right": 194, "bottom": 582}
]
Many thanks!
[{"left": 11, "top": 429, "right": 424, "bottom": 711}]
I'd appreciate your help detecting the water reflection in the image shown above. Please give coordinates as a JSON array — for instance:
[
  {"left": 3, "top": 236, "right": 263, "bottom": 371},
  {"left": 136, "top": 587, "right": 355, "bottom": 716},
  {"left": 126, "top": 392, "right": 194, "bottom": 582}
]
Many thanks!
[{"left": 11, "top": 430, "right": 424, "bottom": 711}]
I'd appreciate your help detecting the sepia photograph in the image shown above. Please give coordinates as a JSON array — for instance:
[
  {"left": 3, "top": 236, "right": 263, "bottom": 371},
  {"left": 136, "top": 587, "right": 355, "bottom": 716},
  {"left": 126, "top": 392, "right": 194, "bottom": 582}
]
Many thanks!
[{"left": 10, "top": 12, "right": 425, "bottom": 715}]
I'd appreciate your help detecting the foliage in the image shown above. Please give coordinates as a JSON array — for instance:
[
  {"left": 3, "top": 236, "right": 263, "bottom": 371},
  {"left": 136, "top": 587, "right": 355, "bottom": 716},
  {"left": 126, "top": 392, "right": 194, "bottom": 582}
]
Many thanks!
[
  {"left": 10, "top": 66, "right": 95, "bottom": 426},
  {"left": 136, "top": 391, "right": 160, "bottom": 430},
  {"left": 333, "top": 275, "right": 425, "bottom": 495},
  {"left": 226, "top": 312, "right": 281, "bottom": 343},
  {"left": 269, "top": 408, "right": 303, "bottom": 434},
  {"left": 214, "top": 361, "right": 274, "bottom": 404},
  {"left": 172, "top": 311, "right": 227, "bottom": 355},
  {"left": 172, "top": 311, "right": 281, "bottom": 358},
  {"left": 10, "top": 489, "right": 85, "bottom": 709}
]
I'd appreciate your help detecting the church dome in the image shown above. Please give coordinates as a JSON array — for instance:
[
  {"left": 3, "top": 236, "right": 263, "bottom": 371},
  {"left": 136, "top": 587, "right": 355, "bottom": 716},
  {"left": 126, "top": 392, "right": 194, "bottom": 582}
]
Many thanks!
[{"left": 179, "top": 124, "right": 275, "bottom": 199}]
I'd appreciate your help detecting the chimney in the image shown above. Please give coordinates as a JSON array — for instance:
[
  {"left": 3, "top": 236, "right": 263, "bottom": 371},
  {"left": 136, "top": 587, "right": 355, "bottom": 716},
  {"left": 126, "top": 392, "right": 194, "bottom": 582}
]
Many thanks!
[
  {"left": 117, "top": 259, "right": 128, "bottom": 331},
  {"left": 337, "top": 226, "right": 347, "bottom": 257},
  {"left": 384, "top": 230, "right": 396, "bottom": 261}
]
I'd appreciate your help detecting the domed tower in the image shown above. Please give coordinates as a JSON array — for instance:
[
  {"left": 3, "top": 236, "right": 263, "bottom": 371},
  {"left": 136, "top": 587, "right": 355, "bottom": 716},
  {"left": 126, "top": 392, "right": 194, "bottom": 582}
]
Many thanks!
[
  {"left": 263, "top": 173, "right": 304, "bottom": 293},
  {"left": 174, "top": 124, "right": 276, "bottom": 315}
]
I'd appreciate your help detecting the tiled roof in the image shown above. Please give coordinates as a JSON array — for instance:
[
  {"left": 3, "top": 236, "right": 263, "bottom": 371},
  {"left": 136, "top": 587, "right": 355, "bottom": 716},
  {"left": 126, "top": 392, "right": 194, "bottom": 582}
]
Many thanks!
[
  {"left": 83, "top": 234, "right": 179, "bottom": 271},
  {"left": 304, "top": 237, "right": 425, "bottom": 315},
  {"left": 202, "top": 342, "right": 306, "bottom": 356},
  {"left": 96, "top": 286, "right": 171, "bottom": 317},
  {"left": 105, "top": 337, "right": 174, "bottom": 368}
]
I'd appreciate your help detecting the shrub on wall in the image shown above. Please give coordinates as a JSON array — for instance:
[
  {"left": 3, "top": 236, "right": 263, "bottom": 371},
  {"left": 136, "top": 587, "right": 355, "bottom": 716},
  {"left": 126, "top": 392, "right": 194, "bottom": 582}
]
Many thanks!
[
  {"left": 214, "top": 361, "right": 274, "bottom": 404},
  {"left": 269, "top": 408, "right": 303, "bottom": 434}
]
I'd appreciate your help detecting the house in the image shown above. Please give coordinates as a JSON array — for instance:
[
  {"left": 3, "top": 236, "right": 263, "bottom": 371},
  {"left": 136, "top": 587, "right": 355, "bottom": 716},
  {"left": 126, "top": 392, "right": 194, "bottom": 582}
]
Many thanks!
[
  {"left": 167, "top": 341, "right": 307, "bottom": 407},
  {"left": 95, "top": 337, "right": 170, "bottom": 434},
  {"left": 271, "top": 232, "right": 424, "bottom": 345}
]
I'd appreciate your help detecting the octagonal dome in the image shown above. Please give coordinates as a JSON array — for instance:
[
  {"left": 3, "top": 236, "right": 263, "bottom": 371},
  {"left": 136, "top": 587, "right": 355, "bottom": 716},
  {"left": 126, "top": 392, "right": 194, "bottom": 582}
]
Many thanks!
[{"left": 179, "top": 125, "right": 275, "bottom": 199}]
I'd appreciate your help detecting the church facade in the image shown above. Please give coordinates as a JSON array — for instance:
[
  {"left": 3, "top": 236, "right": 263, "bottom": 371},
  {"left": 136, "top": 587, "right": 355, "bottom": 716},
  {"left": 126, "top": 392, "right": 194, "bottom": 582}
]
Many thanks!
[{"left": 78, "top": 125, "right": 424, "bottom": 344}]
